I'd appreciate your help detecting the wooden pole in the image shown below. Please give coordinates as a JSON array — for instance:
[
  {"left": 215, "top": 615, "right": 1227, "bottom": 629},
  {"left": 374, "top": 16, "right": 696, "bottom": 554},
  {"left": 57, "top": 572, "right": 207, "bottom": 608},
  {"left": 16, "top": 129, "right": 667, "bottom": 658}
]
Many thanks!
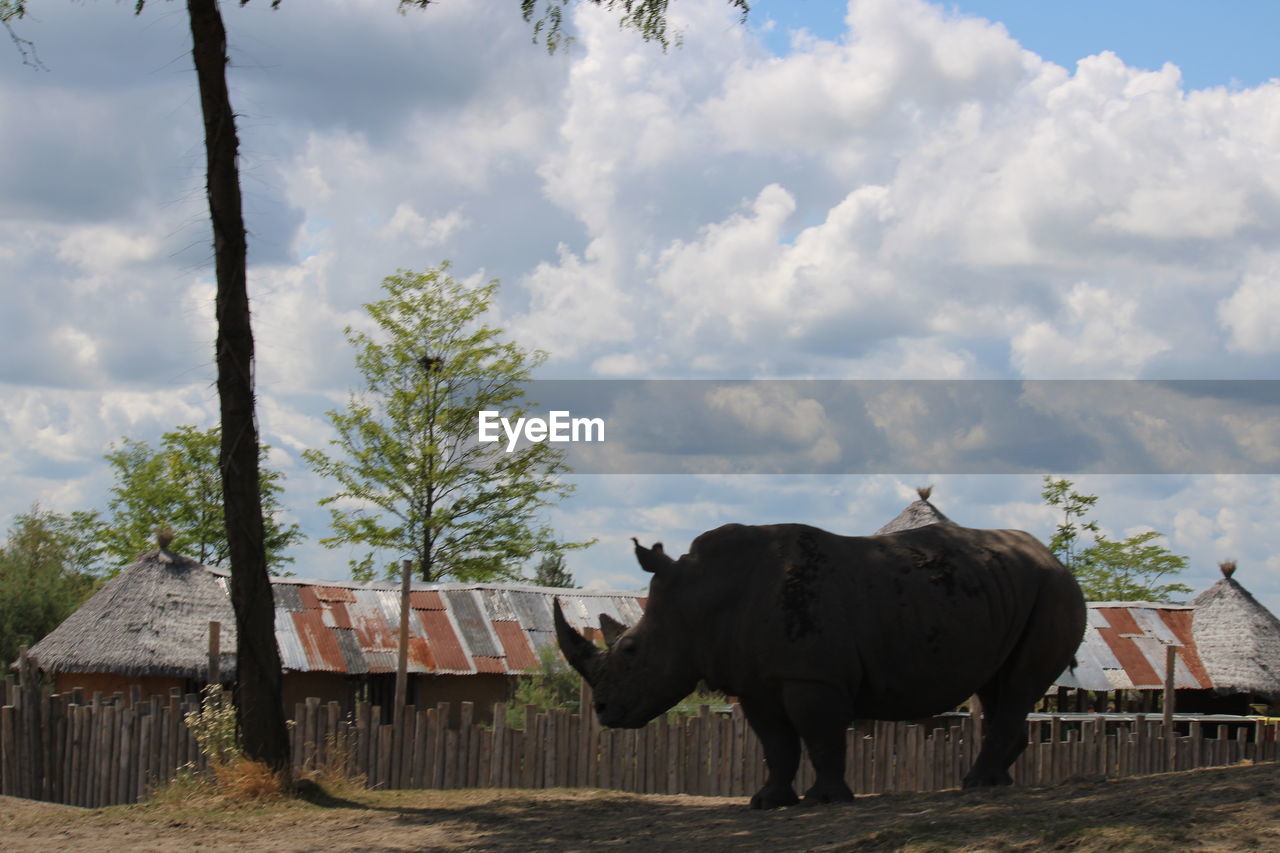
[
  {"left": 207, "top": 621, "right": 221, "bottom": 687},
  {"left": 1163, "top": 644, "right": 1178, "bottom": 768},
  {"left": 394, "top": 559, "right": 412, "bottom": 728}
]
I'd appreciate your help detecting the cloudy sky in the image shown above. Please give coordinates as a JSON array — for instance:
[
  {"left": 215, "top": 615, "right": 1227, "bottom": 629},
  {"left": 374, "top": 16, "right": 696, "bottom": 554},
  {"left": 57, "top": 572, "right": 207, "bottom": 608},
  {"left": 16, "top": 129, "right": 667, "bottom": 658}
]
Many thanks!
[{"left": 2, "top": 0, "right": 1278, "bottom": 607}]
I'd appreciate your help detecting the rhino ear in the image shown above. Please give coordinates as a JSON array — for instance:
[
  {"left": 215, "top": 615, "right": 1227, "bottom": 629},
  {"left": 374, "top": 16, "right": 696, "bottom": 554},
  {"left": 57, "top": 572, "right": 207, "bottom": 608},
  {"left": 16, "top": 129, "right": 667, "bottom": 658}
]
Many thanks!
[
  {"left": 599, "top": 613, "right": 628, "bottom": 648},
  {"left": 632, "top": 537, "right": 675, "bottom": 575}
]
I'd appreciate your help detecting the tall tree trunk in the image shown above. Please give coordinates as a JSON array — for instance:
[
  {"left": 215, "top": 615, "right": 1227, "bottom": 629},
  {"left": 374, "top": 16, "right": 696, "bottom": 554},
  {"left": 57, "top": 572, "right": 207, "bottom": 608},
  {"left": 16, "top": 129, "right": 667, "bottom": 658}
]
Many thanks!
[{"left": 186, "top": 0, "right": 290, "bottom": 777}]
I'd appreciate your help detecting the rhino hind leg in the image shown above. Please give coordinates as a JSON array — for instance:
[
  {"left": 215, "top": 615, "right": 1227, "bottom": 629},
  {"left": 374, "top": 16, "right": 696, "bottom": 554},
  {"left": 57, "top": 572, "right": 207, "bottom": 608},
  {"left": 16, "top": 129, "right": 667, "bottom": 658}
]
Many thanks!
[
  {"left": 740, "top": 697, "right": 802, "bottom": 809},
  {"left": 963, "top": 581, "right": 1083, "bottom": 789},
  {"left": 780, "top": 681, "right": 856, "bottom": 806},
  {"left": 962, "top": 685, "right": 1026, "bottom": 788}
]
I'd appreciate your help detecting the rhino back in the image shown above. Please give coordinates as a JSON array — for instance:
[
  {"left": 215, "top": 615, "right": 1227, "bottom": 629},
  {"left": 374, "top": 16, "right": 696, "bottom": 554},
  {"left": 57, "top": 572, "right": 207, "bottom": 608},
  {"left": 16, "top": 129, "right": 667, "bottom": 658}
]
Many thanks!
[{"left": 674, "top": 522, "right": 1077, "bottom": 719}]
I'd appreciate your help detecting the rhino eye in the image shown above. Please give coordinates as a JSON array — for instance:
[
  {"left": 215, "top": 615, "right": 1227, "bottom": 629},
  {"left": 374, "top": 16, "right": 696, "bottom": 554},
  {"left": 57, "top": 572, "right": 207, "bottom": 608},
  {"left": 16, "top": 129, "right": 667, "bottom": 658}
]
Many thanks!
[{"left": 619, "top": 639, "right": 638, "bottom": 656}]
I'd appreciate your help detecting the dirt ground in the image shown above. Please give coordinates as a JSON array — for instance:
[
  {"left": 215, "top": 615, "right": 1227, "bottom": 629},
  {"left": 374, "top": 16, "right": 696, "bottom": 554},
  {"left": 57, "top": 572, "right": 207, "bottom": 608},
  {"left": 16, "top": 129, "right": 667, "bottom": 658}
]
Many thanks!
[{"left": 3, "top": 763, "right": 1280, "bottom": 852}]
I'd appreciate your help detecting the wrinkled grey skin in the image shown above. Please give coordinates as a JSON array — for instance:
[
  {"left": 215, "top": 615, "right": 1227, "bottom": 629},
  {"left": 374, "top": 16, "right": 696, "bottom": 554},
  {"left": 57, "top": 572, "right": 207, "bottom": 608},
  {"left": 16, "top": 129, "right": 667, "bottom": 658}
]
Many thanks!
[{"left": 555, "top": 522, "right": 1086, "bottom": 809}]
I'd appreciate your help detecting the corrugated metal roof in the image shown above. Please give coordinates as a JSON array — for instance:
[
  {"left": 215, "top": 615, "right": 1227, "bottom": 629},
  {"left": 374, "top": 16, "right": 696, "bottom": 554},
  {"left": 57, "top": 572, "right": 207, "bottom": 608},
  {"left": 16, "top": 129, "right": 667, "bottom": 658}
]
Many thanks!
[
  {"left": 493, "top": 620, "right": 540, "bottom": 671},
  {"left": 297, "top": 585, "right": 322, "bottom": 611},
  {"left": 334, "top": 628, "right": 368, "bottom": 675},
  {"left": 417, "top": 608, "right": 473, "bottom": 674},
  {"left": 315, "top": 586, "right": 355, "bottom": 603},
  {"left": 444, "top": 590, "right": 502, "bottom": 658},
  {"left": 249, "top": 577, "right": 647, "bottom": 678},
  {"left": 506, "top": 590, "right": 555, "bottom": 632},
  {"left": 291, "top": 611, "right": 345, "bottom": 673},
  {"left": 480, "top": 588, "right": 518, "bottom": 622},
  {"left": 274, "top": 606, "right": 308, "bottom": 671},
  {"left": 409, "top": 589, "right": 446, "bottom": 610},
  {"left": 1055, "top": 603, "right": 1214, "bottom": 692},
  {"left": 273, "top": 584, "right": 303, "bottom": 613}
]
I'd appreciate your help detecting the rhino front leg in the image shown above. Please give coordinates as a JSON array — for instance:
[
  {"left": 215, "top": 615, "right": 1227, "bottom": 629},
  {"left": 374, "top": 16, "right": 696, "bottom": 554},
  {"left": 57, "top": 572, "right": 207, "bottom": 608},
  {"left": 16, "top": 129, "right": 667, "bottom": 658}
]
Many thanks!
[
  {"left": 781, "top": 680, "right": 855, "bottom": 805},
  {"left": 740, "top": 697, "right": 801, "bottom": 809}
]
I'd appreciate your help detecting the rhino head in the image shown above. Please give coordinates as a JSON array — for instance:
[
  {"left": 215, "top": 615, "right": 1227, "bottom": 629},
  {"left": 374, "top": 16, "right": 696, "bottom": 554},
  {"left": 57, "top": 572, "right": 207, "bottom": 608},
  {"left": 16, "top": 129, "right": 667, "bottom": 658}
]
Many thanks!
[{"left": 554, "top": 538, "right": 700, "bottom": 728}]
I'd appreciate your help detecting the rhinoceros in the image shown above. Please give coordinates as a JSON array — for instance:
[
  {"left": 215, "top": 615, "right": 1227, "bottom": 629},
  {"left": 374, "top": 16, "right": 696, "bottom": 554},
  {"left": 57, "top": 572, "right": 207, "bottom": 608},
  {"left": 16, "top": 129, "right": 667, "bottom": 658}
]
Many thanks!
[{"left": 554, "top": 521, "right": 1086, "bottom": 809}]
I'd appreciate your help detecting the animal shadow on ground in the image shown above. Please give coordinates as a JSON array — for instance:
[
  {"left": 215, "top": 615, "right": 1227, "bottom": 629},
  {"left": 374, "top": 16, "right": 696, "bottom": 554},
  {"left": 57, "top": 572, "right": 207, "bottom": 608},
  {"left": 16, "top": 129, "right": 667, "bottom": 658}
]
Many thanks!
[{"left": 293, "top": 764, "right": 1280, "bottom": 853}]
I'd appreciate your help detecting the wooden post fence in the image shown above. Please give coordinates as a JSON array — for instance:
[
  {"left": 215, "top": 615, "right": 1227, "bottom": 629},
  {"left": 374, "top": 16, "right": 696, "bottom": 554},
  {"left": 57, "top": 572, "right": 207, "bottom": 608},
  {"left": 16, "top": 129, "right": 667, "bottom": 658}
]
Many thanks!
[{"left": 3, "top": 683, "right": 1278, "bottom": 807}]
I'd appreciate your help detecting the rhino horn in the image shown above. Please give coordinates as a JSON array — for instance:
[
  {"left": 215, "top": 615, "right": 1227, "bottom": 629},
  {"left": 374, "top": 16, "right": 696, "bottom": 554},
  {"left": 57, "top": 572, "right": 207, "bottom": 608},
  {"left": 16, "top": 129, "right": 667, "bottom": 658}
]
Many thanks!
[
  {"left": 632, "top": 538, "right": 675, "bottom": 575},
  {"left": 599, "top": 613, "right": 628, "bottom": 648},
  {"left": 553, "top": 598, "right": 601, "bottom": 682}
]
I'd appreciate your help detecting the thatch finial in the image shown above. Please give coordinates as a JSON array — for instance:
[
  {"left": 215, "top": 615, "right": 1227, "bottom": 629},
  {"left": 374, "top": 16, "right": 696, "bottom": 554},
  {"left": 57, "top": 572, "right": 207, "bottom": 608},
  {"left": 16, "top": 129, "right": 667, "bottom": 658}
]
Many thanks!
[
  {"left": 916, "top": 485, "right": 933, "bottom": 501},
  {"left": 1219, "top": 559, "right": 1237, "bottom": 579},
  {"left": 156, "top": 527, "right": 176, "bottom": 551}
]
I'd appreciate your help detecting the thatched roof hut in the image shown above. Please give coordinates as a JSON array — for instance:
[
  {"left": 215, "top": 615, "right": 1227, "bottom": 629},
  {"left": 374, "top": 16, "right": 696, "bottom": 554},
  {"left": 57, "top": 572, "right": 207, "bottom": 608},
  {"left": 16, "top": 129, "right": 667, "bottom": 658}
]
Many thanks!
[
  {"left": 875, "top": 485, "right": 955, "bottom": 535},
  {"left": 27, "top": 548, "right": 236, "bottom": 682},
  {"left": 1190, "top": 561, "right": 1280, "bottom": 701}
]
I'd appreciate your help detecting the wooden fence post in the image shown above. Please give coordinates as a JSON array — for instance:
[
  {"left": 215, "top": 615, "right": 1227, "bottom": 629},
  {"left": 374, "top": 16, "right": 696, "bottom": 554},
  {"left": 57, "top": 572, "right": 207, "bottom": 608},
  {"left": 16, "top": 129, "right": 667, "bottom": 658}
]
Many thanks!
[
  {"left": 207, "top": 621, "right": 221, "bottom": 686},
  {"left": 1163, "top": 644, "right": 1177, "bottom": 770},
  {"left": 393, "top": 559, "right": 412, "bottom": 788}
]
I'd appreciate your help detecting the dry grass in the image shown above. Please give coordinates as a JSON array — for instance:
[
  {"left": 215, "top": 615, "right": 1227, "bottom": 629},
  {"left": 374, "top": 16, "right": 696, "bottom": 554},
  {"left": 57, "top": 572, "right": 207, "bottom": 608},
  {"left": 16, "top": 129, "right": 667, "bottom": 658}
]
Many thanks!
[
  {"left": 144, "top": 758, "right": 290, "bottom": 812},
  {"left": 212, "top": 758, "right": 289, "bottom": 801},
  {"left": 2, "top": 763, "right": 1279, "bottom": 852}
]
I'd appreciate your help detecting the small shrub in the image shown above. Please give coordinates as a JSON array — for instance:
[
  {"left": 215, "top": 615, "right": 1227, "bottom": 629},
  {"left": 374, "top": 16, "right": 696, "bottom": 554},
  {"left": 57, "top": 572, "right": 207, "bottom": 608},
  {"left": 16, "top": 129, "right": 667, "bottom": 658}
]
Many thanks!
[
  {"left": 184, "top": 684, "right": 239, "bottom": 767},
  {"left": 212, "top": 757, "right": 288, "bottom": 802},
  {"left": 157, "top": 684, "right": 288, "bottom": 803}
]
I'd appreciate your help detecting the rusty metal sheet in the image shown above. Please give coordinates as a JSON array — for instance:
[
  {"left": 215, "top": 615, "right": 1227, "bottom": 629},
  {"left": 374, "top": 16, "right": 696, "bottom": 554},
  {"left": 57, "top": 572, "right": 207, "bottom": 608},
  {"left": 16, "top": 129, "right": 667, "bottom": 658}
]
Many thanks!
[
  {"left": 1057, "top": 604, "right": 1213, "bottom": 692},
  {"left": 409, "top": 590, "right": 446, "bottom": 610},
  {"left": 1095, "top": 607, "right": 1163, "bottom": 688},
  {"left": 333, "top": 628, "right": 368, "bottom": 675},
  {"left": 1129, "top": 636, "right": 1210, "bottom": 690},
  {"left": 273, "top": 584, "right": 303, "bottom": 613},
  {"left": 1160, "top": 609, "right": 1213, "bottom": 688},
  {"left": 296, "top": 585, "right": 322, "bottom": 611},
  {"left": 314, "top": 586, "right": 356, "bottom": 603},
  {"left": 348, "top": 591, "right": 398, "bottom": 652},
  {"left": 480, "top": 588, "right": 518, "bottom": 622},
  {"left": 291, "top": 611, "right": 345, "bottom": 672},
  {"left": 474, "top": 656, "right": 505, "bottom": 674},
  {"left": 363, "top": 651, "right": 397, "bottom": 674},
  {"left": 405, "top": 635, "right": 436, "bottom": 673},
  {"left": 322, "top": 601, "right": 353, "bottom": 630},
  {"left": 444, "top": 590, "right": 502, "bottom": 658},
  {"left": 493, "top": 620, "right": 539, "bottom": 672},
  {"left": 417, "top": 609, "right": 473, "bottom": 674}
]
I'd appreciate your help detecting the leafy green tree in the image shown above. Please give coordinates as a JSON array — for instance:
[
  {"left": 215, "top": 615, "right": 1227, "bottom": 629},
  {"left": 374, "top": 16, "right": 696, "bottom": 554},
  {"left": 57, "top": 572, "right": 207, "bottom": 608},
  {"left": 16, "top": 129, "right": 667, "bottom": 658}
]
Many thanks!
[
  {"left": 1041, "top": 476, "right": 1191, "bottom": 602},
  {"left": 102, "top": 425, "right": 303, "bottom": 571},
  {"left": 0, "top": 506, "right": 104, "bottom": 670},
  {"left": 530, "top": 553, "right": 577, "bottom": 588},
  {"left": 306, "top": 265, "right": 590, "bottom": 582},
  {"left": 1041, "top": 476, "right": 1099, "bottom": 569},
  {"left": 1072, "top": 530, "right": 1192, "bottom": 602},
  {"left": 4, "top": 0, "right": 746, "bottom": 785}
]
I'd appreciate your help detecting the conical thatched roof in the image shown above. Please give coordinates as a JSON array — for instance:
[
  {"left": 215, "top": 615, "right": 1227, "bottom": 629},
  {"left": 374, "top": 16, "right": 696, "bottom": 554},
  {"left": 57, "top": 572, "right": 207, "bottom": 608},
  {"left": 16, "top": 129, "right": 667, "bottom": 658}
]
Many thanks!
[
  {"left": 28, "top": 548, "right": 236, "bottom": 680},
  {"left": 1190, "top": 562, "right": 1280, "bottom": 700},
  {"left": 875, "top": 485, "right": 955, "bottom": 535}
]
